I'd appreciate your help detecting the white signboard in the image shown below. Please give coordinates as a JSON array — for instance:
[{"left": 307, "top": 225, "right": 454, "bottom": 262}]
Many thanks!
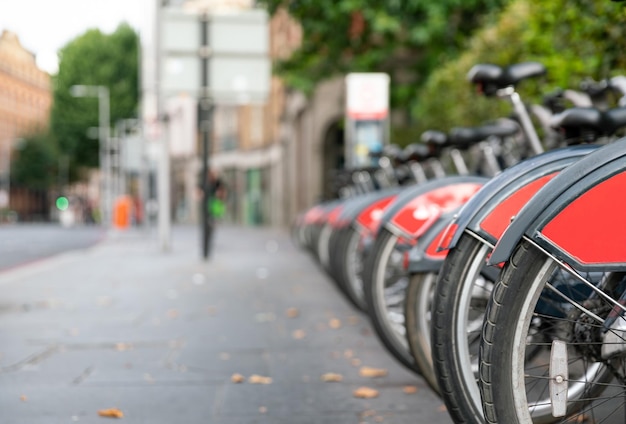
[
  {"left": 346, "top": 73, "right": 390, "bottom": 120},
  {"left": 160, "top": 8, "right": 270, "bottom": 104}
]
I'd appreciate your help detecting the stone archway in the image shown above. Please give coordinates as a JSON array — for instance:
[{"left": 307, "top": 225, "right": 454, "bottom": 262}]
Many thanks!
[{"left": 321, "top": 120, "right": 345, "bottom": 201}]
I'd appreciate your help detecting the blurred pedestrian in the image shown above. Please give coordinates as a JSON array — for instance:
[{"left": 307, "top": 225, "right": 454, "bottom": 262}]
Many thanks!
[
  {"left": 202, "top": 170, "right": 227, "bottom": 259},
  {"left": 208, "top": 170, "right": 227, "bottom": 220}
]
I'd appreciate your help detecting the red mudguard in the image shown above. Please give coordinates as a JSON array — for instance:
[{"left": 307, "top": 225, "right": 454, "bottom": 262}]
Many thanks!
[{"left": 489, "top": 138, "right": 626, "bottom": 270}]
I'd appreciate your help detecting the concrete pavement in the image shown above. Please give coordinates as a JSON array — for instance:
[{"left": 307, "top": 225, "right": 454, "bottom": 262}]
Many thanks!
[{"left": 0, "top": 224, "right": 452, "bottom": 424}]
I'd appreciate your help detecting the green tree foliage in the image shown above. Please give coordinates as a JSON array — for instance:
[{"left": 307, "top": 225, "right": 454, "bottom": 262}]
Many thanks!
[
  {"left": 50, "top": 23, "right": 139, "bottom": 179},
  {"left": 259, "top": 0, "right": 510, "bottom": 109},
  {"left": 10, "top": 132, "right": 58, "bottom": 190},
  {"left": 413, "top": 0, "right": 626, "bottom": 134}
]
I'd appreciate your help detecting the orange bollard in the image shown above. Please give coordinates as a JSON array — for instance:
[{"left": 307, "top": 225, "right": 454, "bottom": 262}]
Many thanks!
[{"left": 113, "top": 195, "right": 132, "bottom": 229}]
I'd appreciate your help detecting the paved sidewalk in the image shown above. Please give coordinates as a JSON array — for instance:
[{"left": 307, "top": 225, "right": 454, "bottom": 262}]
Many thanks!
[{"left": 0, "top": 224, "right": 451, "bottom": 424}]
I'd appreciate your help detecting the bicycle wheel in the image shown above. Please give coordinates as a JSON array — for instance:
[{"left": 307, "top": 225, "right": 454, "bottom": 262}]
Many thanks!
[
  {"left": 331, "top": 226, "right": 368, "bottom": 312},
  {"left": 405, "top": 270, "right": 440, "bottom": 392},
  {"left": 362, "top": 228, "right": 420, "bottom": 373},
  {"left": 480, "top": 239, "right": 623, "bottom": 423},
  {"left": 430, "top": 234, "right": 495, "bottom": 423}
]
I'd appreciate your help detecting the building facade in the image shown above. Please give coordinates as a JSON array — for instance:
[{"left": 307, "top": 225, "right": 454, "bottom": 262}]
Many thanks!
[{"left": 0, "top": 30, "right": 52, "bottom": 218}]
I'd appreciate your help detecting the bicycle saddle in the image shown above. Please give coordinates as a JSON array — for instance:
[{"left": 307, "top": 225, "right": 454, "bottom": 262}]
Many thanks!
[
  {"left": 468, "top": 62, "right": 546, "bottom": 96},
  {"left": 448, "top": 119, "right": 519, "bottom": 149}
]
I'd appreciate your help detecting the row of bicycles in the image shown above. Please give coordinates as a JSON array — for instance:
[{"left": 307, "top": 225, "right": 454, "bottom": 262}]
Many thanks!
[{"left": 292, "top": 61, "right": 626, "bottom": 423}]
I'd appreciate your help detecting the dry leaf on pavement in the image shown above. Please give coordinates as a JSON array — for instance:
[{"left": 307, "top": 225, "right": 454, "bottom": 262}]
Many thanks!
[
  {"left": 353, "top": 386, "right": 379, "bottom": 399},
  {"left": 329, "top": 318, "right": 341, "bottom": 329},
  {"left": 248, "top": 374, "right": 273, "bottom": 384},
  {"left": 97, "top": 408, "right": 124, "bottom": 418},
  {"left": 403, "top": 385, "right": 418, "bottom": 394},
  {"left": 115, "top": 342, "right": 131, "bottom": 351},
  {"left": 285, "top": 307, "right": 299, "bottom": 318},
  {"left": 292, "top": 329, "right": 306, "bottom": 339},
  {"left": 359, "top": 366, "right": 388, "bottom": 378},
  {"left": 19, "top": 395, "right": 27, "bottom": 402},
  {"left": 231, "top": 373, "right": 245, "bottom": 383},
  {"left": 360, "top": 409, "right": 376, "bottom": 418},
  {"left": 320, "top": 372, "right": 343, "bottom": 382},
  {"left": 347, "top": 315, "right": 359, "bottom": 325},
  {"left": 259, "top": 406, "right": 268, "bottom": 414}
]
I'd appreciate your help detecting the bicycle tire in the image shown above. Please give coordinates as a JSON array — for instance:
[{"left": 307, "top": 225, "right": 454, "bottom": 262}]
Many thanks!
[
  {"left": 362, "top": 228, "right": 420, "bottom": 373},
  {"left": 480, "top": 239, "right": 617, "bottom": 423},
  {"left": 331, "top": 226, "right": 369, "bottom": 312},
  {"left": 430, "top": 234, "right": 492, "bottom": 423},
  {"left": 405, "top": 271, "right": 440, "bottom": 393}
]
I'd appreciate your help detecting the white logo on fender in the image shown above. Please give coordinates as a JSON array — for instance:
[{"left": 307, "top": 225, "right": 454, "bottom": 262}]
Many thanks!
[{"left": 412, "top": 203, "right": 438, "bottom": 221}]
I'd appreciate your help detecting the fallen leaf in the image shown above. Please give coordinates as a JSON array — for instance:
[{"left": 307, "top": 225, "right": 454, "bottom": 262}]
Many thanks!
[
  {"left": 438, "top": 404, "right": 448, "bottom": 412},
  {"left": 292, "top": 329, "right": 306, "bottom": 339},
  {"left": 353, "top": 386, "right": 379, "bottom": 399},
  {"left": 166, "top": 309, "right": 179, "bottom": 319},
  {"left": 115, "top": 342, "right": 131, "bottom": 351},
  {"left": 360, "top": 409, "right": 376, "bottom": 418},
  {"left": 248, "top": 374, "right": 273, "bottom": 384},
  {"left": 347, "top": 315, "right": 360, "bottom": 325},
  {"left": 329, "top": 318, "right": 341, "bottom": 329},
  {"left": 286, "top": 307, "right": 299, "bottom": 318},
  {"left": 359, "top": 366, "right": 388, "bottom": 378},
  {"left": 231, "top": 373, "right": 245, "bottom": 383},
  {"left": 403, "top": 385, "right": 418, "bottom": 394},
  {"left": 20, "top": 395, "right": 27, "bottom": 402},
  {"left": 320, "top": 372, "right": 343, "bottom": 382},
  {"left": 259, "top": 406, "right": 268, "bottom": 414},
  {"left": 351, "top": 358, "right": 362, "bottom": 367},
  {"left": 98, "top": 408, "right": 124, "bottom": 418},
  {"left": 343, "top": 349, "right": 354, "bottom": 359}
]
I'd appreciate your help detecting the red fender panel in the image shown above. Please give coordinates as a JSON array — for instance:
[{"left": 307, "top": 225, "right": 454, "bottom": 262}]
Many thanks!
[
  {"left": 390, "top": 183, "right": 483, "bottom": 238},
  {"left": 541, "top": 171, "right": 626, "bottom": 265},
  {"left": 480, "top": 173, "right": 558, "bottom": 240},
  {"left": 356, "top": 195, "right": 398, "bottom": 233}
]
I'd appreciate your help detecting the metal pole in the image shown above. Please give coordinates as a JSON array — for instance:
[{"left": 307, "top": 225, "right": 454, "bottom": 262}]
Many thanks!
[
  {"left": 156, "top": 0, "right": 171, "bottom": 251},
  {"left": 98, "top": 86, "right": 110, "bottom": 227},
  {"left": 200, "top": 12, "right": 213, "bottom": 260},
  {"left": 158, "top": 114, "right": 171, "bottom": 251}
]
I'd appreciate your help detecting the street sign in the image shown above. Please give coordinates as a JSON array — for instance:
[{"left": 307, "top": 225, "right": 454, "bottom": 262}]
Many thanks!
[
  {"left": 346, "top": 73, "right": 390, "bottom": 120},
  {"left": 160, "top": 8, "right": 270, "bottom": 104},
  {"left": 345, "top": 73, "right": 390, "bottom": 168}
]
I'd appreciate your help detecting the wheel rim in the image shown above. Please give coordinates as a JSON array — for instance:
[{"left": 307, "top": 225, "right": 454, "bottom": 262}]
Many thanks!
[
  {"left": 345, "top": 229, "right": 367, "bottom": 309},
  {"left": 372, "top": 232, "right": 410, "bottom": 354},
  {"left": 508, "top": 258, "right": 621, "bottom": 422}
]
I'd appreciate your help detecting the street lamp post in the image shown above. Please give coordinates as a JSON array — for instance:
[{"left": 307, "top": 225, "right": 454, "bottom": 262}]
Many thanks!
[{"left": 70, "top": 84, "right": 111, "bottom": 227}]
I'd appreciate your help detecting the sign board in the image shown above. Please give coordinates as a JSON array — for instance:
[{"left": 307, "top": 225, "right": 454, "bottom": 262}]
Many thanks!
[
  {"left": 346, "top": 73, "right": 390, "bottom": 119},
  {"left": 345, "top": 73, "right": 390, "bottom": 168},
  {"left": 160, "top": 8, "right": 270, "bottom": 104}
]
